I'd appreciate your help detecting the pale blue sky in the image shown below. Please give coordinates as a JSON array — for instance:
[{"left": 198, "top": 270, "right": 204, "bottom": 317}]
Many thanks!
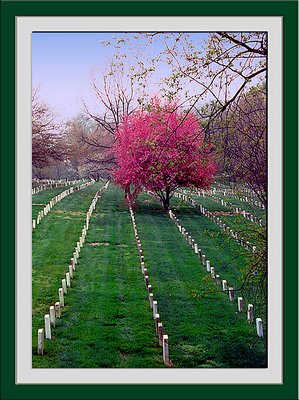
[
  {"left": 32, "top": 32, "right": 121, "bottom": 121},
  {"left": 32, "top": 32, "right": 208, "bottom": 122},
  {"left": 33, "top": 32, "right": 261, "bottom": 124}
]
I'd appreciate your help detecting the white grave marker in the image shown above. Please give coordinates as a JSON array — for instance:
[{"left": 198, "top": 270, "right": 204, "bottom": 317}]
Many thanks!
[
  {"left": 69, "top": 265, "right": 73, "bottom": 279},
  {"left": 163, "top": 335, "right": 169, "bottom": 364},
  {"left": 62, "top": 279, "right": 67, "bottom": 294},
  {"left": 158, "top": 322, "right": 163, "bottom": 346},
  {"left": 256, "top": 318, "right": 263, "bottom": 337},
  {"left": 247, "top": 304, "right": 254, "bottom": 322},
  {"left": 59, "top": 288, "right": 64, "bottom": 307},
  {"left": 149, "top": 293, "right": 154, "bottom": 309},
  {"left": 66, "top": 272, "right": 71, "bottom": 288},
  {"left": 37, "top": 329, "right": 44, "bottom": 355},
  {"left": 237, "top": 297, "right": 243, "bottom": 312},
  {"left": 154, "top": 313, "right": 160, "bottom": 333},
  {"left": 206, "top": 260, "right": 211, "bottom": 272},
  {"left": 55, "top": 302, "right": 61, "bottom": 318},
  {"left": 44, "top": 314, "right": 51, "bottom": 339},
  {"left": 49, "top": 306, "right": 56, "bottom": 327}
]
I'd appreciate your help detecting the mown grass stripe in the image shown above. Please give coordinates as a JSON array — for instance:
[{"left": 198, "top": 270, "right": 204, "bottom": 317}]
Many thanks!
[
  {"left": 32, "top": 182, "right": 104, "bottom": 352},
  {"left": 32, "top": 185, "right": 162, "bottom": 368},
  {"left": 135, "top": 193, "right": 267, "bottom": 368}
]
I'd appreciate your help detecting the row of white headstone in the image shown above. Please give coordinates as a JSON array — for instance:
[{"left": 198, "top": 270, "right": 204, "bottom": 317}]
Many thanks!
[
  {"left": 32, "top": 180, "right": 95, "bottom": 230},
  {"left": 33, "top": 178, "right": 81, "bottom": 185},
  {"left": 174, "top": 192, "right": 257, "bottom": 253},
  {"left": 208, "top": 182, "right": 259, "bottom": 199},
  {"left": 217, "top": 186, "right": 257, "bottom": 197},
  {"left": 129, "top": 205, "right": 170, "bottom": 366},
  {"left": 180, "top": 189, "right": 265, "bottom": 228},
  {"left": 168, "top": 208, "right": 264, "bottom": 339},
  {"left": 32, "top": 179, "right": 83, "bottom": 195},
  {"left": 37, "top": 181, "right": 110, "bottom": 355},
  {"left": 197, "top": 187, "right": 265, "bottom": 210}
]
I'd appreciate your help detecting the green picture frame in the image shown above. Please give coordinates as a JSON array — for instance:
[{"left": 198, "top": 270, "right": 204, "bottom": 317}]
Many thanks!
[{"left": 1, "top": 1, "right": 298, "bottom": 399}]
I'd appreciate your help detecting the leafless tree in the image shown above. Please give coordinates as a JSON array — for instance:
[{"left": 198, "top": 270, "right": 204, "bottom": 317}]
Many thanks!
[
  {"left": 64, "top": 115, "right": 115, "bottom": 180},
  {"left": 32, "top": 88, "right": 66, "bottom": 170}
]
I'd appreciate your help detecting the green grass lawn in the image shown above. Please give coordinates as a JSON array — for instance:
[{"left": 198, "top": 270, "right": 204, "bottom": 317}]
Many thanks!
[
  {"left": 32, "top": 184, "right": 267, "bottom": 368},
  {"left": 32, "top": 184, "right": 162, "bottom": 368},
  {"left": 169, "top": 195, "right": 267, "bottom": 311},
  {"left": 217, "top": 214, "right": 266, "bottom": 251},
  {"left": 185, "top": 193, "right": 229, "bottom": 212},
  {"left": 187, "top": 188, "right": 266, "bottom": 223},
  {"left": 133, "top": 193, "right": 267, "bottom": 367},
  {"left": 211, "top": 193, "right": 266, "bottom": 222},
  {"left": 32, "top": 182, "right": 104, "bottom": 359},
  {"left": 177, "top": 192, "right": 265, "bottom": 250}
]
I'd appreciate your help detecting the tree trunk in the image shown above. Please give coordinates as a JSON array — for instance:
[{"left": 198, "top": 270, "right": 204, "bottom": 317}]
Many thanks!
[
  {"left": 125, "top": 183, "right": 131, "bottom": 199},
  {"left": 161, "top": 188, "right": 171, "bottom": 211}
]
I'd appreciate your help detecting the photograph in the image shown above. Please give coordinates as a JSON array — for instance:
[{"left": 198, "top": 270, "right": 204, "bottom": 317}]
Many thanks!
[
  {"left": 0, "top": 1, "right": 297, "bottom": 399},
  {"left": 32, "top": 30, "right": 268, "bottom": 369}
]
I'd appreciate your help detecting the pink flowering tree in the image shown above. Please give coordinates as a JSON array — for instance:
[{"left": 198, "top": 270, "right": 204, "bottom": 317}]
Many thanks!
[{"left": 113, "top": 98, "right": 216, "bottom": 210}]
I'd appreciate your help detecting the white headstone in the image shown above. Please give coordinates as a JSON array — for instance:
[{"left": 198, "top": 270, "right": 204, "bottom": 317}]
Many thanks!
[
  {"left": 163, "top": 335, "right": 169, "bottom": 364},
  {"left": 37, "top": 329, "right": 44, "bottom": 355},
  {"left": 149, "top": 293, "right": 154, "bottom": 309},
  {"left": 62, "top": 279, "right": 67, "bottom": 294},
  {"left": 154, "top": 313, "right": 160, "bottom": 333},
  {"left": 256, "top": 318, "right": 263, "bottom": 337},
  {"left": 228, "top": 287, "right": 234, "bottom": 301},
  {"left": 49, "top": 306, "right": 56, "bottom": 327},
  {"left": 44, "top": 314, "right": 51, "bottom": 339},
  {"left": 198, "top": 249, "right": 202, "bottom": 259},
  {"left": 222, "top": 280, "right": 228, "bottom": 292},
  {"left": 206, "top": 260, "right": 211, "bottom": 272},
  {"left": 55, "top": 302, "right": 61, "bottom": 318},
  {"left": 158, "top": 322, "right": 163, "bottom": 346},
  {"left": 210, "top": 267, "right": 215, "bottom": 278},
  {"left": 59, "top": 288, "right": 64, "bottom": 307},
  {"left": 66, "top": 272, "right": 71, "bottom": 288},
  {"left": 237, "top": 297, "right": 243, "bottom": 312},
  {"left": 71, "top": 257, "right": 75, "bottom": 271},
  {"left": 69, "top": 265, "right": 73, "bottom": 279},
  {"left": 247, "top": 304, "right": 254, "bottom": 322},
  {"left": 144, "top": 275, "right": 149, "bottom": 288}
]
